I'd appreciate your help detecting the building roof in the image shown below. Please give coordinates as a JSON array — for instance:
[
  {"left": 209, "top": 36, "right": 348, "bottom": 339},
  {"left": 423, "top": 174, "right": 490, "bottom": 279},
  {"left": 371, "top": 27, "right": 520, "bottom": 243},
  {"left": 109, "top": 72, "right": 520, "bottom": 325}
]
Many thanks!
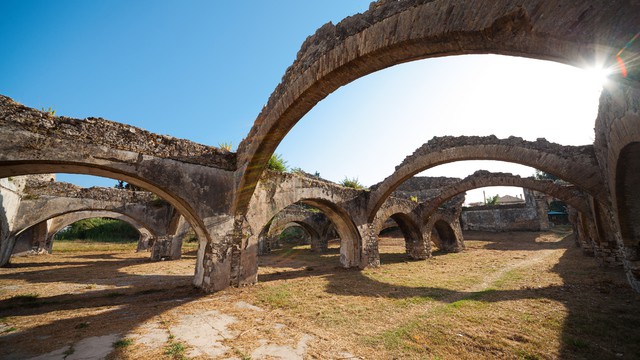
[{"left": 496, "top": 195, "right": 525, "bottom": 204}]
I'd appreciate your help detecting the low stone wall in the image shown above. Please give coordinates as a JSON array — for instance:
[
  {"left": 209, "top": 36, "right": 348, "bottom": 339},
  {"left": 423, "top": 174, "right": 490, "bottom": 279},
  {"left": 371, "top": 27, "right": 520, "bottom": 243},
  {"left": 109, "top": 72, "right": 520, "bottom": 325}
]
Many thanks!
[{"left": 461, "top": 203, "right": 545, "bottom": 232}]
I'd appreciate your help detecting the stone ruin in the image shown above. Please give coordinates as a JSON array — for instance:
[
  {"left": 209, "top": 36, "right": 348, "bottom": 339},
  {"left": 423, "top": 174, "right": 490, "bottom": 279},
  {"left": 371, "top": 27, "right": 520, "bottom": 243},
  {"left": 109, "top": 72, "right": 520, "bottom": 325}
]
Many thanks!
[{"left": 0, "top": 0, "right": 639, "bottom": 293}]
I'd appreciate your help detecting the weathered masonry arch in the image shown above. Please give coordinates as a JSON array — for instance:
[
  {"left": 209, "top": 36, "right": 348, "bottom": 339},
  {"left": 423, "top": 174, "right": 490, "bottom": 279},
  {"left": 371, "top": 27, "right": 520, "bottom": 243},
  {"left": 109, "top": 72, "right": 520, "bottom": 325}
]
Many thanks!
[
  {"left": 47, "top": 211, "right": 153, "bottom": 248},
  {"left": 417, "top": 170, "right": 591, "bottom": 220},
  {"left": 0, "top": 96, "right": 235, "bottom": 248},
  {"left": 12, "top": 211, "right": 154, "bottom": 256},
  {"left": 431, "top": 219, "right": 460, "bottom": 252},
  {"left": 259, "top": 205, "right": 332, "bottom": 254},
  {"left": 387, "top": 213, "right": 425, "bottom": 260},
  {"left": 368, "top": 137, "right": 602, "bottom": 222},
  {"left": 234, "top": 0, "right": 638, "bottom": 215}
]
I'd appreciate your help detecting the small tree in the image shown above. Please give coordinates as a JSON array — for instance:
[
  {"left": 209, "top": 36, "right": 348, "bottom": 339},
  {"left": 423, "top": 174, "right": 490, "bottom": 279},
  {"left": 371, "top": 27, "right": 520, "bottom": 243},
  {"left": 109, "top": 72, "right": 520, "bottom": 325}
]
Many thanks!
[
  {"left": 267, "top": 153, "right": 288, "bottom": 172},
  {"left": 486, "top": 194, "right": 499, "bottom": 206},
  {"left": 341, "top": 177, "right": 365, "bottom": 190}
]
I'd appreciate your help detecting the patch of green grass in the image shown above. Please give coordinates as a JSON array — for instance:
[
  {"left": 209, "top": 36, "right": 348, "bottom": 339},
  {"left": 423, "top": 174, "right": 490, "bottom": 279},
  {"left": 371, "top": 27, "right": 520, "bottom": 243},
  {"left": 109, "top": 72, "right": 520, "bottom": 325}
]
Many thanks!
[
  {"left": 113, "top": 338, "right": 133, "bottom": 348},
  {"left": 394, "top": 295, "right": 435, "bottom": 308},
  {"left": 53, "top": 240, "right": 137, "bottom": 253},
  {"left": 165, "top": 341, "right": 187, "bottom": 359},
  {"left": 257, "top": 284, "right": 294, "bottom": 309},
  {"left": 2, "top": 327, "right": 16, "bottom": 333},
  {"left": 233, "top": 348, "right": 251, "bottom": 360}
]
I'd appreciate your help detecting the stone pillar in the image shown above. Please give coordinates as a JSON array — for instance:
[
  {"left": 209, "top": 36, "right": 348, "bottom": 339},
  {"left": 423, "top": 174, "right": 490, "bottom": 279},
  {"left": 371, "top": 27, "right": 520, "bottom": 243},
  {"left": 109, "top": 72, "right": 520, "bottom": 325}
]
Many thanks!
[
  {"left": 11, "top": 221, "right": 49, "bottom": 256},
  {"left": 310, "top": 234, "right": 328, "bottom": 253},
  {"left": 136, "top": 232, "right": 152, "bottom": 252},
  {"left": 406, "top": 233, "right": 430, "bottom": 260},
  {"left": 357, "top": 223, "right": 380, "bottom": 268}
]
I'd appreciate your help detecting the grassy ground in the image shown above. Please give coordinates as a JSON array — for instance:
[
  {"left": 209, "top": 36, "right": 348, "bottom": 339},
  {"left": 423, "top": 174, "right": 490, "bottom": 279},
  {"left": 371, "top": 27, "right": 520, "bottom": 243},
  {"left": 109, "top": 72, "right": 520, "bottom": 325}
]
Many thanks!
[
  {"left": 52, "top": 240, "right": 200, "bottom": 253},
  {"left": 1, "top": 229, "right": 639, "bottom": 359}
]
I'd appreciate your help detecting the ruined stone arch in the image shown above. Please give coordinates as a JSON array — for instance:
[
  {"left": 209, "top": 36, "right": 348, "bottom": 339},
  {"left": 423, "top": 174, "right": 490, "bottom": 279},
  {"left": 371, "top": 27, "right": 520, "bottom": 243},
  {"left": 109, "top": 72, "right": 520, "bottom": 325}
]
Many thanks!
[
  {"left": 272, "top": 221, "right": 320, "bottom": 246},
  {"left": 234, "top": 0, "right": 638, "bottom": 214},
  {"left": 368, "top": 138, "right": 603, "bottom": 222},
  {"left": 416, "top": 170, "right": 591, "bottom": 222},
  {"left": 388, "top": 213, "right": 426, "bottom": 260},
  {"left": 246, "top": 172, "right": 364, "bottom": 268},
  {"left": 258, "top": 209, "right": 327, "bottom": 255},
  {"left": 430, "top": 218, "right": 462, "bottom": 253},
  {"left": 3, "top": 166, "right": 210, "bottom": 244},
  {"left": 12, "top": 198, "right": 168, "bottom": 239},
  {"left": 12, "top": 210, "right": 154, "bottom": 256},
  {"left": 301, "top": 198, "right": 361, "bottom": 268}
]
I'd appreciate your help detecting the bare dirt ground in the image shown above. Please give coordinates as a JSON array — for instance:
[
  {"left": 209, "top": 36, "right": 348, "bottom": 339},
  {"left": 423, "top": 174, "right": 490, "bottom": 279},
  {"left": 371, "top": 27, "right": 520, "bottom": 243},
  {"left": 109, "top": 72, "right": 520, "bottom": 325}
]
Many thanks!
[{"left": 1, "top": 229, "right": 639, "bottom": 359}]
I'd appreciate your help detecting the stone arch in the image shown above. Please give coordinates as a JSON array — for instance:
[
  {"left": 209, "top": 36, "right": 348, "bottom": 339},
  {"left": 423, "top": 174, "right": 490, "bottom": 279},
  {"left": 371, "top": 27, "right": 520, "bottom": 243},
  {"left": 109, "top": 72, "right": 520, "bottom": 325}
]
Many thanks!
[
  {"left": 273, "top": 221, "right": 320, "bottom": 246},
  {"left": 388, "top": 213, "right": 427, "bottom": 260},
  {"left": 368, "top": 138, "right": 602, "bottom": 222},
  {"left": 260, "top": 216, "right": 324, "bottom": 254},
  {"left": 299, "top": 198, "right": 362, "bottom": 268},
  {"left": 0, "top": 96, "right": 237, "bottom": 247},
  {"left": 370, "top": 198, "right": 426, "bottom": 260},
  {"left": 12, "top": 198, "right": 169, "bottom": 239},
  {"left": 431, "top": 219, "right": 460, "bottom": 253},
  {"left": 12, "top": 211, "right": 154, "bottom": 256},
  {"left": 417, "top": 170, "right": 591, "bottom": 221},
  {"left": 245, "top": 172, "right": 364, "bottom": 268},
  {"left": 234, "top": 0, "right": 637, "bottom": 214}
]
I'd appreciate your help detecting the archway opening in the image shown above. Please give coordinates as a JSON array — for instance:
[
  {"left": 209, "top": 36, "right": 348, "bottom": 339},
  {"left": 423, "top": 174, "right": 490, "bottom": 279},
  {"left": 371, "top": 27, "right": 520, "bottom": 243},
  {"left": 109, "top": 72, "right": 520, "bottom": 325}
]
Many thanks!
[
  {"left": 377, "top": 213, "right": 425, "bottom": 264},
  {"left": 256, "top": 200, "right": 361, "bottom": 281},
  {"left": 431, "top": 220, "right": 458, "bottom": 253}
]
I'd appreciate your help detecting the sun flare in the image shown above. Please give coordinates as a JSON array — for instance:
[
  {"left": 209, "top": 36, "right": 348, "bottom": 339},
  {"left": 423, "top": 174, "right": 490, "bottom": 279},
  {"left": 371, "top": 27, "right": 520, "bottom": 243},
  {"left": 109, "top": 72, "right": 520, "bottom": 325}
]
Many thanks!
[{"left": 583, "top": 66, "right": 611, "bottom": 88}]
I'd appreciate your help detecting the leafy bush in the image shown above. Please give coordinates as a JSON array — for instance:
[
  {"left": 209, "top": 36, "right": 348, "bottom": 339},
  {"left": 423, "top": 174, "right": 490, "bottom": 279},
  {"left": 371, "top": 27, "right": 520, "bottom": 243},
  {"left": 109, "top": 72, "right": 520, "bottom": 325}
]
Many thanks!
[
  {"left": 341, "top": 177, "right": 365, "bottom": 190},
  {"left": 55, "top": 218, "right": 138, "bottom": 242},
  {"left": 267, "top": 153, "right": 288, "bottom": 172}
]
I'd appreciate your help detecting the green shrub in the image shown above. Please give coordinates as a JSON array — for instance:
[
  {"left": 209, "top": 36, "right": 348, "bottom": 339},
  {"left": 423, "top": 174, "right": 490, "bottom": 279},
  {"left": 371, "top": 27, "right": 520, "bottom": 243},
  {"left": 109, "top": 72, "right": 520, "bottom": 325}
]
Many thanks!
[
  {"left": 267, "top": 153, "right": 288, "bottom": 172},
  {"left": 218, "top": 142, "right": 233, "bottom": 151},
  {"left": 341, "top": 177, "right": 365, "bottom": 190}
]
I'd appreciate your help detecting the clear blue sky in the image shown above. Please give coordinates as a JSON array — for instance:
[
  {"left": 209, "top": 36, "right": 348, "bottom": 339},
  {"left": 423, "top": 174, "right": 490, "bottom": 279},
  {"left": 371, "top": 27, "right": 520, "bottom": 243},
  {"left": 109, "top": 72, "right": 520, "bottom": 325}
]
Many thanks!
[{"left": 1, "top": 1, "right": 604, "bottom": 204}]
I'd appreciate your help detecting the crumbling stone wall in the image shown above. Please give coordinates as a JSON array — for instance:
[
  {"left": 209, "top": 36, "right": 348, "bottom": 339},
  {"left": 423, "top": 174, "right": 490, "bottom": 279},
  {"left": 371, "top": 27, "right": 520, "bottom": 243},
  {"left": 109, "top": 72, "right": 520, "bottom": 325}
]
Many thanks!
[{"left": 460, "top": 189, "right": 549, "bottom": 232}]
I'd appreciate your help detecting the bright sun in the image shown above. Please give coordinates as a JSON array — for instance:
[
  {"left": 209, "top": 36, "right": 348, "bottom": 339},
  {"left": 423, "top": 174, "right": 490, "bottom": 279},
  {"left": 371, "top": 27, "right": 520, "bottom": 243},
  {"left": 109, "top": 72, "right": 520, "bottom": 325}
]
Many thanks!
[{"left": 583, "top": 66, "right": 611, "bottom": 88}]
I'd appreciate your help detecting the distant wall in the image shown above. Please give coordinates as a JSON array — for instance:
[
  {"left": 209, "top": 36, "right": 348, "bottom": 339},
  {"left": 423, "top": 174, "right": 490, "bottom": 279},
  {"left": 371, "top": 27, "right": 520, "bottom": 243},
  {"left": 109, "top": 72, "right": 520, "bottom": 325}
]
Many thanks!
[{"left": 461, "top": 203, "right": 545, "bottom": 232}]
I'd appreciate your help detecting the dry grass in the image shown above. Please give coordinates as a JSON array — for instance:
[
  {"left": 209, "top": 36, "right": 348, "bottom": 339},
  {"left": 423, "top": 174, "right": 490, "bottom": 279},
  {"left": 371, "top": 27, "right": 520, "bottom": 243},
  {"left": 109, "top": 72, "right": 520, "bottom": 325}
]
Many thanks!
[{"left": 1, "top": 229, "right": 639, "bottom": 359}]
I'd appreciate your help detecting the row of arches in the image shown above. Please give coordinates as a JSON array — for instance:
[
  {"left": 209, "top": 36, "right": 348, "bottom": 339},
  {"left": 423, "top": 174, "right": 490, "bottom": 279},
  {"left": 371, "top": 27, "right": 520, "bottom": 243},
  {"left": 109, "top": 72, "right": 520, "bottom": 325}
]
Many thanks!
[{"left": 1, "top": 0, "right": 638, "bottom": 291}]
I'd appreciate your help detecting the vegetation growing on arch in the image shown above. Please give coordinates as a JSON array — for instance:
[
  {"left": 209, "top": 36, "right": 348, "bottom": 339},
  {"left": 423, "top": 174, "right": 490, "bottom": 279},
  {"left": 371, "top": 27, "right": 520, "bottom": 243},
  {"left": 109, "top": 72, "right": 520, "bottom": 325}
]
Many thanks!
[
  {"left": 218, "top": 142, "right": 233, "bottom": 151},
  {"left": 341, "top": 177, "right": 365, "bottom": 190},
  {"left": 267, "top": 153, "right": 288, "bottom": 172}
]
